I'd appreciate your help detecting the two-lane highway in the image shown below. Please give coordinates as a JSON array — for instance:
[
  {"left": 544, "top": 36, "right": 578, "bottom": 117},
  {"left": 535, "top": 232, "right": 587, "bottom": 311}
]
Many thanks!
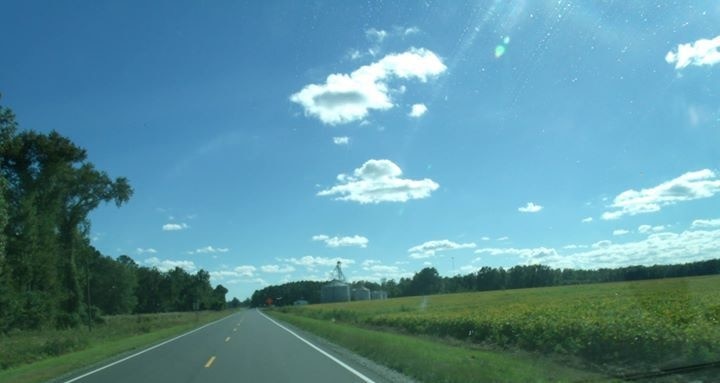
[{"left": 63, "top": 309, "right": 379, "bottom": 383}]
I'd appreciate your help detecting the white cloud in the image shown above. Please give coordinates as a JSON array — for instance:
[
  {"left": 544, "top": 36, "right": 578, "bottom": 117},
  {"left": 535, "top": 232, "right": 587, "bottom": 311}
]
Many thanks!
[
  {"left": 665, "top": 35, "right": 720, "bottom": 69},
  {"left": 230, "top": 266, "right": 256, "bottom": 277},
  {"left": 312, "top": 234, "right": 369, "bottom": 248},
  {"left": 638, "top": 225, "right": 666, "bottom": 234},
  {"left": 136, "top": 248, "right": 157, "bottom": 254},
  {"left": 497, "top": 236, "right": 509, "bottom": 241},
  {"left": 333, "top": 136, "right": 350, "bottom": 145},
  {"left": 512, "top": 228, "right": 720, "bottom": 269},
  {"left": 518, "top": 202, "right": 543, "bottom": 213},
  {"left": 365, "top": 28, "right": 387, "bottom": 42},
  {"left": 162, "top": 223, "right": 189, "bottom": 231},
  {"left": 194, "top": 245, "right": 229, "bottom": 254},
  {"left": 613, "top": 229, "right": 630, "bottom": 236},
  {"left": 226, "top": 277, "right": 268, "bottom": 286},
  {"left": 290, "top": 48, "right": 446, "bottom": 125},
  {"left": 280, "top": 256, "right": 355, "bottom": 270},
  {"left": 144, "top": 257, "right": 196, "bottom": 273},
  {"left": 404, "top": 26, "right": 420, "bottom": 36},
  {"left": 408, "top": 239, "right": 476, "bottom": 259},
  {"left": 260, "top": 264, "right": 296, "bottom": 274},
  {"left": 581, "top": 217, "right": 593, "bottom": 223},
  {"left": 691, "top": 218, "right": 720, "bottom": 228},
  {"left": 318, "top": 159, "right": 439, "bottom": 204},
  {"left": 602, "top": 169, "right": 720, "bottom": 220},
  {"left": 210, "top": 266, "right": 260, "bottom": 285},
  {"left": 408, "top": 103, "right": 428, "bottom": 118},
  {"left": 474, "top": 247, "right": 558, "bottom": 259},
  {"left": 352, "top": 259, "right": 413, "bottom": 282},
  {"left": 481, "top": 236, "right": 491, "bottom": 241}
]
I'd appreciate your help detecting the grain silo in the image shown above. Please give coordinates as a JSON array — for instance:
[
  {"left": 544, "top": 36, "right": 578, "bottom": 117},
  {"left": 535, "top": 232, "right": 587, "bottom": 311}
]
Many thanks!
[
  {"left": 371, "top": 290, "right": 388, "bottom": 300},
  {"left": 320, "top": 261, "right": 350, "bottom": 303},
  {"left": 352, "top": 286, "right": 371, "bottom": 301}
]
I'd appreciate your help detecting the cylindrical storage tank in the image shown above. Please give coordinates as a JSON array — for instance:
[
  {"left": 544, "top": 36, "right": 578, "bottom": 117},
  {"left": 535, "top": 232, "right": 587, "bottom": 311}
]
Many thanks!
[
  {"left": 321, "top": 280, "right": 350, "bottom": 303},
  {"left": 352, "top": 287, "right": 371, "bottom": 301},
  {"left": 371, "top": 290, "right": 388, "bottom": 300}
]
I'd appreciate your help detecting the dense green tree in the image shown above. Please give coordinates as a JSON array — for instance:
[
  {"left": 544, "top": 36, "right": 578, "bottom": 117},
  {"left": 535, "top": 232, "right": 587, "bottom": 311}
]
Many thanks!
[
  {"left": 228, "top": 297, "right": 241, "bottom": 308},
  {"left": 408, "top": 267, "right": 442, "bottom": 296},
  {"left": 0, "top": 99, "right": 133, "bottom": 328},
  {"left": 211, "top": 285, "right": 228, "bottom": 310},
  {"left": 135, "top": 267, "right": 164, "bottom": 313},
  {"left": 89, "top": 252, "right": 138, "bottom": 315}
]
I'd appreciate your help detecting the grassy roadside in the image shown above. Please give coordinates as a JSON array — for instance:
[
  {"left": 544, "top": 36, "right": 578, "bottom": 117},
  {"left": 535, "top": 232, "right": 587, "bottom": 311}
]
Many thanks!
[
  {"left": 0, "top": 310, "right": 236, "bottom": 383},
  {"left": 269, "top": 311, "right": 612, "bottom": 383}
]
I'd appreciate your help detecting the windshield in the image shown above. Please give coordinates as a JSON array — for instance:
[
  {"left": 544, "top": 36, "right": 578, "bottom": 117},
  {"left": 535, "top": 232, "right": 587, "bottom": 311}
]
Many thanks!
[{"left": 1, "top": 1, "right": 718, "bottom": 382}]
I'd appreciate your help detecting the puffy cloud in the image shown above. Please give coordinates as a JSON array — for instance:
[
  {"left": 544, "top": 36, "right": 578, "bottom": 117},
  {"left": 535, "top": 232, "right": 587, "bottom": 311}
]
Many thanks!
[
  {"left": 408, "top": 103, "right": 428, "bottom": 118},
  {"left": 474, "top": 247, "right": 558, "bottom": 258},
  {"left": 144, "top": 257, "right": 196, "bottom": 273},
  {"left": 227, "top": 277, "right": 268, "bottom": 286},
  {"left": 665, "top": 35, "right": 720, "bottom": 69},
  {"left": 518, "top": 202, "right": 543, "bottom": 213},
  {"left": 162, "top": 223, "right": 189, "bottom": 231},
  {"left": 333, "top": 136, "right": 350, "bottom": 145},
  {"left": 408, "top": 239, "right": 476, "bottom": 259},
  {"left": 691, "top": 218, "right": 720, "bottom": 229},
  {"left": 312, "top": 234, "right": 369, "bottom": 248},
  {"left": 193, "top": 245, "right": 229, "bottom": 254},
  {"left": 290, "top": 48, "right": 446, "bottom": 125},
  {"left": 638, "top": 225, "right": 666, "bottom": 234},
  {"left": 581, "top": 217, "right": 593, "bottom": 223},
  {"left": 318, "top": 159, "right": 439, "bottom": 204},
  {"left": 352, "top": 259, "right": 412, "bottom": 282},
  {"left": 481, "top": 236, "right": 491, "bottom": 241},
  {"left": 404, "top": 26, "right": 420, "bottom": 36},
  {"left": 233, "top": 265, "right": 257, "bottom": 277},
  {"left": 280, "top": 256, "right": 355, "bottom": 270},
  {"left": 547, "top": 230, "right": 720, "bottom": 269},
  {"left": 365, "top": 28, "right": 387, "bottom": 42},
  {"left": 602, "top": 169, "right": 720, "bottom": 220},
  {"left": 497, "top": 236, "right": 509, "bottom": 241},
  {"left": 210, "top": 266, "right": 262, "bottom": 285},
  {"left": 260, "top": 264, "right": 296, "bottom": 274},
  {"left": 613, "top": 229, "right": 630, "bottom": 236},
  {"left": 136, "top": 248, "right": 157, "bottom": 254}
]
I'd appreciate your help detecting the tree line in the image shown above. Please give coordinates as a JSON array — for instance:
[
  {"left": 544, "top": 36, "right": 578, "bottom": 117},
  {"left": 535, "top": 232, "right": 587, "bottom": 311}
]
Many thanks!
[
  {"left": 0, "top": 99, "right": 228, "bottom": 333},
  {"left": 251, "top": 258, "right": 720, "bottom": 306}
]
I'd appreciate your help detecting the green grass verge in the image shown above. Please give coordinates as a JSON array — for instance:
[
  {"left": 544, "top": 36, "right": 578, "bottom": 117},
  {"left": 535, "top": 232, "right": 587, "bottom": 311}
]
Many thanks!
[
  {"left": 0, "top": 310, "right": 235, "bottom": 383},
  {"left": 269, "top": 311, "right": 612, "bottom": 383}
]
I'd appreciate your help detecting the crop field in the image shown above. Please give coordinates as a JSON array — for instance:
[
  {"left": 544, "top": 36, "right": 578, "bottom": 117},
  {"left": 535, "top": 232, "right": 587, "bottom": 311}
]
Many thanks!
[{"left": 276, "top": 275, "right": 720, "bottom": 375}]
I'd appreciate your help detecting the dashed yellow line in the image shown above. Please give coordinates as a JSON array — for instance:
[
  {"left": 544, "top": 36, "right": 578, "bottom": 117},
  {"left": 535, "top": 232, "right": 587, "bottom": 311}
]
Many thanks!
[
  {"left": 225, "top": 336, "right": 231, "bottom": 342},
  {"left": 204, "top": 356, "right": 216, "bottom": 368}
]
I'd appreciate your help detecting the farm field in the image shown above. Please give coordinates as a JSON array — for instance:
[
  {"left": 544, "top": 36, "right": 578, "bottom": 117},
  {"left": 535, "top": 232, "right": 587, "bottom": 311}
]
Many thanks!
[{"left": 274, "top": 275, "right": 720, "bottom": 379}]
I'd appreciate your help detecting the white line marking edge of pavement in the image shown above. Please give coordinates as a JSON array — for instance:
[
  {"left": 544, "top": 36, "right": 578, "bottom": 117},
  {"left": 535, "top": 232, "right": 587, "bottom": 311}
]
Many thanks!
[{"left": 257, "top": 309, "right": 376, "bottom": 383}]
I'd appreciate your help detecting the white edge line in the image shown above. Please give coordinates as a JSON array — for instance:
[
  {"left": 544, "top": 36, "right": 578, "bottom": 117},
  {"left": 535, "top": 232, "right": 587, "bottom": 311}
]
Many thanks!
[
  {"left": 257, "top": 309, "right": 376, "bottom": 383},
  {"left": 63, "top": 312, "right": 238, "bottom": 383}
]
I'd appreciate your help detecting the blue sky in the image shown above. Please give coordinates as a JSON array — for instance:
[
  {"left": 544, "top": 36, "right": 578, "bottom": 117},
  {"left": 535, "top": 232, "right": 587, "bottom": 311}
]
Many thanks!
[{"left": 2, "top": 1, "right": 719, "bottom": 300}]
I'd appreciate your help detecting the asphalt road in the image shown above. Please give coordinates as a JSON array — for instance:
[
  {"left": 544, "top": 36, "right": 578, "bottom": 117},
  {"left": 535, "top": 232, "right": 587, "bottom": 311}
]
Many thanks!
[{"left": 62, "top": 309, "right": 381, "bottom": 383}]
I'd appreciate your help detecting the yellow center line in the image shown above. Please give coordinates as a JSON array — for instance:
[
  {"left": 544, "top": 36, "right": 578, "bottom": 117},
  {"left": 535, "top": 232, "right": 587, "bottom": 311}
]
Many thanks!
[
  {"left": 225, "top": 336, "right": 231, "bottom": 342},
  {"left": 204, "top": 356, "right": 216, "bottom": 368}
]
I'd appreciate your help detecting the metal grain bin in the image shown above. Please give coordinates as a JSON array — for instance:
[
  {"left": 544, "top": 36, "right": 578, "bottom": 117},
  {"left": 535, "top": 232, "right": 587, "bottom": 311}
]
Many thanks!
[
  {"left": 371, "top": 290, "right": 388, "bottom": 300},
  {"left": 352, "top": 286, "right": 371, "bottom": 301},
  {"left": 321, "top": 280, "right": 350, "bottom": 303}
]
